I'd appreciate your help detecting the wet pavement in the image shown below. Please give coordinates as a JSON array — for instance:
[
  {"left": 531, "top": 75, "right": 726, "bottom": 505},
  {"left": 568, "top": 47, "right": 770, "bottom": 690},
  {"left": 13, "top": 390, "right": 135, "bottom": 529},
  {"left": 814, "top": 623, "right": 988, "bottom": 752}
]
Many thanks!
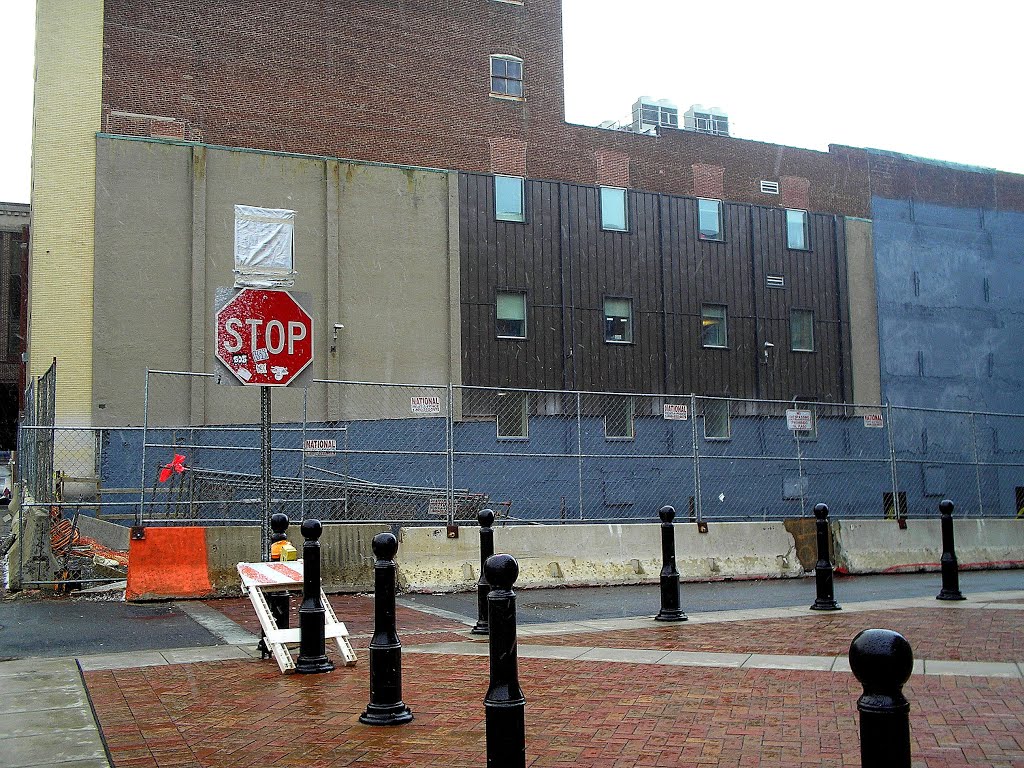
[
  {"left": 1, "top": 570, "right": 1022, "bottom": 767},
  {"left": 401, "top": 568, "right": 1024, "bottom": 624}
]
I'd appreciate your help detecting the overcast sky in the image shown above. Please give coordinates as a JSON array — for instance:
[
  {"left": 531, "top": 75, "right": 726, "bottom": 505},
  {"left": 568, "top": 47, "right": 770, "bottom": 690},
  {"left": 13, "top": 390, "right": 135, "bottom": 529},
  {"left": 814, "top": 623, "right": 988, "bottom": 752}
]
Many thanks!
[{"left": 2, "top": 1, "right": 1021, "bottom": 204}]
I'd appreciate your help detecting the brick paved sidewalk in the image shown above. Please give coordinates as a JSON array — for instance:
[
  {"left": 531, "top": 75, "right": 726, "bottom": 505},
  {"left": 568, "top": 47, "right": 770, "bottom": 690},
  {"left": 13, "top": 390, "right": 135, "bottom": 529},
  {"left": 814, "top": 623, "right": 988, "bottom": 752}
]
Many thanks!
[
  {"left": 83, "top": 598, "right": 1024, "bottom": 768},
  {"left": 524, "top": 608, "right": 1024, "bottom": 663},
  {"left": 84, "top": 652, "right": 1024, "bottom": 768}
]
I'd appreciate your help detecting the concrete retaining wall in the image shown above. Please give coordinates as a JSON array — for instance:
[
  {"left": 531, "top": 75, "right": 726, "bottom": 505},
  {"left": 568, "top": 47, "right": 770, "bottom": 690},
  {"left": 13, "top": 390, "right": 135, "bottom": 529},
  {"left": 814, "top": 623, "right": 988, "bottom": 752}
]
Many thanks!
[
  {"left": 114, "top": 518, "right": 1023, "bottom": 600},
  {"left": 834, "top": 518, "right": 1024, "bottom": 574},
  {"left": 76, "top": 515, "right": 129, "bottom": 551},
  {"left": 395, "top": 521, "right": 803, "bottom": 593}
]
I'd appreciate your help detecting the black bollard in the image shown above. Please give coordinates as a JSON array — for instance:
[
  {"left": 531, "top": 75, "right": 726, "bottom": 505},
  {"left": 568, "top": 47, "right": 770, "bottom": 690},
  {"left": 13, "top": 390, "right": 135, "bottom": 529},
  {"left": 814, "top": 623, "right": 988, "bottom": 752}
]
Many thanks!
[
  {"left": 360, "top": 532, "right": 413, "bottom": 725},
  {"left": 484, "top": 553, "right": 526, "bottom": 768},
  {"left": 268, "top": 515, "right": 292, "bottom": 626},
  {"left": 936, "top": 499, "right": 966, "bottom": 601},
  {"left": 258, "top": 513, "right": 292, "bottom": 659},
  {"left": 295, "top": 519, "right": 334, "bottom": 674},
  {"left": 809, "top": 503, "right": 841, "bottom": 611},
  {"left": 471, "top": 508, "right": 496, "bottom": 635},
  {"left": 849, "top": 628, "right": 914, "bottom": 768},
  {"left": 655, "top": 505, "right": 687, "bottom": 622}
]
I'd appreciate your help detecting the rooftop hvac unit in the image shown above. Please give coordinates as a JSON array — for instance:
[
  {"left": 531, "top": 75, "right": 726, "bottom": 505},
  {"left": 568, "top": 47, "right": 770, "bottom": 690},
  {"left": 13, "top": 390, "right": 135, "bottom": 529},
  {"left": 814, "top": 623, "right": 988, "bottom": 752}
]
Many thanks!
[
  {"left": 630, "top": 96, "right": 679, "bottom": 134},
  {"left": 683, "top": 104, "right": 729, "bottom": 137}
]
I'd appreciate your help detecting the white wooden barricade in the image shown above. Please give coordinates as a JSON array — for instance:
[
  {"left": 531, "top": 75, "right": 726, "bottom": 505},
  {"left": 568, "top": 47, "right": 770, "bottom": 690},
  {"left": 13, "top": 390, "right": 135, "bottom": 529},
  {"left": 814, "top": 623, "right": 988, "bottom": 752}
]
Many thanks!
[{"left": 236, "top": 560, "right": 357, "bottom": 673}]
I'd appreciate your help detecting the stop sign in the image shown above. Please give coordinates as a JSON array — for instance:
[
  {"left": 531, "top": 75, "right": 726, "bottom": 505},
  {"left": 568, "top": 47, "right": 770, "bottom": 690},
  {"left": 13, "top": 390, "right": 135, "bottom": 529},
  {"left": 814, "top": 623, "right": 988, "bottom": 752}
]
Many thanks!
[{"left": 215, "top": 288, "right": 314, "bottom": 386}]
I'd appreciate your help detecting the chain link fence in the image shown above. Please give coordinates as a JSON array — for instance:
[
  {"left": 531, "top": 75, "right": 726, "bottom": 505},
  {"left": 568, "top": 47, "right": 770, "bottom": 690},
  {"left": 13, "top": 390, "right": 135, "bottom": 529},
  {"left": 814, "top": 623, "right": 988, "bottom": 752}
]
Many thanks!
[
  {"left": 131, "top": 372, "right": 461, "bottom": 526},
  {"left": 15, "top": 372, "right": 1024, "bottom": 534}
]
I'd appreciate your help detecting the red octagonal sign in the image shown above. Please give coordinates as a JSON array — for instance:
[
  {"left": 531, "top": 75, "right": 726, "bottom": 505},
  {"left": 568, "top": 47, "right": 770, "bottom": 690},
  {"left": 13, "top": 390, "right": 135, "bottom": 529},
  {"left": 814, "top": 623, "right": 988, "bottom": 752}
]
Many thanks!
[{"left": 215, "top": 288, "right": 314, "bottom": 386}]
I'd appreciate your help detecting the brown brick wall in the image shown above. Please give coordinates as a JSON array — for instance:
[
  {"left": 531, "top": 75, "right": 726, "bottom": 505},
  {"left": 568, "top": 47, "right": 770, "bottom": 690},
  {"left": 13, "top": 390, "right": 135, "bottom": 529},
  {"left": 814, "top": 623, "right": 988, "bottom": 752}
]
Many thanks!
[
  {"left": 489, "top": 137, "right": 527, "bottom": 176},
  {"left": 781, "top": 176, "right": 810, "bottom": 210},
  {"left": 692, "top": 164, "right": 724, "bottom": 199},
  {"left": 834, "top": 145, "right": 1024, "bottom": 212},
  {"left": 100, "top": 0, "right": 1024, "bottom": 217},
  {"left": 595, "top": 149, "right": 630, "bottom": 187}
]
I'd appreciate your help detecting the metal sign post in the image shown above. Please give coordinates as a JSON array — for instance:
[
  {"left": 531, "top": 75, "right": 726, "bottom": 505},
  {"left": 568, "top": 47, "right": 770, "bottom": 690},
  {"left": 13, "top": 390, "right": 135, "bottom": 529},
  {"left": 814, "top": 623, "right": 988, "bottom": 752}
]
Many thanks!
[
  {"left": 261, "top": 386, "right": 272, "bottom": 562},
  {"left": 213, "top": 288, "right": 314, "bottom": 562}
]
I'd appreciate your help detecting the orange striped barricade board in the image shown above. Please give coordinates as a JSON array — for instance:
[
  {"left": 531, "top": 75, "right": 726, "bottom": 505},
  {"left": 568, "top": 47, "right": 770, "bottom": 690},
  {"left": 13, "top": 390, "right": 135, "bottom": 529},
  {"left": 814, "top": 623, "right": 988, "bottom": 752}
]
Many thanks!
[{"left": 236, "top": 560, "right": 357, "bottom": 673}]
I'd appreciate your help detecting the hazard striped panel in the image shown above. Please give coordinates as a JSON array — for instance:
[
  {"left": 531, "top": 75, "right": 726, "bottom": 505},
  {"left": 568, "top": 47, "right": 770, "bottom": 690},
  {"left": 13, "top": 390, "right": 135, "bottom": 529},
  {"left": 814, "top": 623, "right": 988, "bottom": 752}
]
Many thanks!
[{"left": 236, "top": 560, "right": 357, "bottom": 673}]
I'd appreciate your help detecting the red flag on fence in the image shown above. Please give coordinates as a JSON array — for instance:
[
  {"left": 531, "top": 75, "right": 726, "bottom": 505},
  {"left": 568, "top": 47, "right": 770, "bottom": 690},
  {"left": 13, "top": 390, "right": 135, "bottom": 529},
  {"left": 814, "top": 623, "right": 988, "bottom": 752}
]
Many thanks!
[{"left": 158, "top": 454, "right": 187, "bottom": 483}]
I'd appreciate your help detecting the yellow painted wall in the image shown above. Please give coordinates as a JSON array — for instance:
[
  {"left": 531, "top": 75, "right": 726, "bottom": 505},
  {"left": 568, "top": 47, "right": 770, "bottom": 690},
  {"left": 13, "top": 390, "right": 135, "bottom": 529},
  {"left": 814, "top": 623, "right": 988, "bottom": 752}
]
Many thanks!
[{"left": 29, "top": 0, "right": 104, "bottom": 426}]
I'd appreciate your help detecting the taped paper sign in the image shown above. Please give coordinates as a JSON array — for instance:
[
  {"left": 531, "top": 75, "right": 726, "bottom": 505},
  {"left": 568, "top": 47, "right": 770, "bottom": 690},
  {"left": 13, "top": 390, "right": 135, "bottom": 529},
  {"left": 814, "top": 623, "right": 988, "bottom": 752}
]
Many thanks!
[{"left": 234, "top": 205, "right": 297, "bottom": 288}]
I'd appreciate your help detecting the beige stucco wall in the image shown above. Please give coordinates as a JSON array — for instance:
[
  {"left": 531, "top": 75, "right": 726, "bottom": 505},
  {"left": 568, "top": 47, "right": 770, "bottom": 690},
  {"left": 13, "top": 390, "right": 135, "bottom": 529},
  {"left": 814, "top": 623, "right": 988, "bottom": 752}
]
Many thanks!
[
  {"left": 92, "top": 137, "right": 461, "bottom": 426},
  {"left": 844, "top": 217, "right": 881, "bottom": 405},
  {"left": 29, "top": 0, "right": 104, "bottom": 426}
]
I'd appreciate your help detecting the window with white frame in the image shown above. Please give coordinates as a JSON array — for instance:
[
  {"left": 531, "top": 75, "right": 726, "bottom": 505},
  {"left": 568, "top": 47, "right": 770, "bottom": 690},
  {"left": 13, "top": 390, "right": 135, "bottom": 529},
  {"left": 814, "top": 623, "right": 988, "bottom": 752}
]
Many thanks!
[
  {"left": 496, "top": 291, "right": 527, "bottom": 339},
  {"left": 494, "top": 175, "right": 525, "bottom": 222},
  {"left": 604, "top": 297, "right": 633, "bottom": 343},
  {"left": 496, "top": 391, "right": 528, "bottom": 438},
  {"left": 599, "top": 186, "right": 628, "bottom": 231},
  {"left": 490, "top": 55, "right": 523, "bottom": 98},
  {"left": 701, "top": 304, "right": 728, "bottom": 348},
  {"left": 786, "top": 209, "right": 809, "bottom": 250},
  {"left": 698, "top": 198, "right": 723, "bottom": 240},
  {"left": 791, "top": 309, "right": 815, "bottom": 352},
  {"left": 703, "top": 399, "right": 731, "bottom": 439}
]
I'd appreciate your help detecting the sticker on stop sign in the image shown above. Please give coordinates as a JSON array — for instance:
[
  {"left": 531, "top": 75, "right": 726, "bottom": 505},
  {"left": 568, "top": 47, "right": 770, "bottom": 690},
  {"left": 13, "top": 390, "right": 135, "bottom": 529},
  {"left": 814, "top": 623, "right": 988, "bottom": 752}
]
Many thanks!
[{"left": 215, "top": 288, "right": 314, "bottom": 386}]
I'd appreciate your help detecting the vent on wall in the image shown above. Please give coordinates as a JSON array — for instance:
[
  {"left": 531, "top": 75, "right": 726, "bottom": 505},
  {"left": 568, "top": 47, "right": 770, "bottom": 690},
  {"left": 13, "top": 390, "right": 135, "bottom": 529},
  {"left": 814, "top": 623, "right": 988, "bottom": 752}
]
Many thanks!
[
  {"left": 760, "top": 180, "right": 779, "bottom": 195},
  {"left": 766, "top": 274, "right": 785, "bottom": 289}
]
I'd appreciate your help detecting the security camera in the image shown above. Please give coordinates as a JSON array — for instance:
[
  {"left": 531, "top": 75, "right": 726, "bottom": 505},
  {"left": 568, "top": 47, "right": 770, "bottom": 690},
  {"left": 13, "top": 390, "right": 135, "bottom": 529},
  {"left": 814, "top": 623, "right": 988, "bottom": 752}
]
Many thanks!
[
  {"left": 763, "top": 341, "right": 774, "bottom": 348},
  {"left": 330, "top": 323, "right": 345, "bottom": 354}
]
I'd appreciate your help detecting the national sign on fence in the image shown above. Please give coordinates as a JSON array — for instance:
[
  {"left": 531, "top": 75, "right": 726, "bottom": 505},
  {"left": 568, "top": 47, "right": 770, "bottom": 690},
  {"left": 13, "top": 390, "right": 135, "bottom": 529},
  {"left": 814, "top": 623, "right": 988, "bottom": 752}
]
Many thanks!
[{"left": 411, "top": 396, "right": 442, "bottom": 415}]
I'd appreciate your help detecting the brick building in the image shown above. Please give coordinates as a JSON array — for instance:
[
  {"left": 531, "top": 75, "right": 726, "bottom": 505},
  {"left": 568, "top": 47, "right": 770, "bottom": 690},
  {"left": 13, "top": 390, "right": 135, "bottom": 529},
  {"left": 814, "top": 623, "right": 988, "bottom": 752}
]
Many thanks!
[
  {"left": 0, "top": 202, "right": 27, "bottom": 448},
  {"left": 25, "top": 0, "right": 1024, "bottom": 520},
  {"left": 22, "top": 0, "right": 1024, "bottom": 421},
  {"left": 32, "top": 0, "right": 890, "bottom": 425}
]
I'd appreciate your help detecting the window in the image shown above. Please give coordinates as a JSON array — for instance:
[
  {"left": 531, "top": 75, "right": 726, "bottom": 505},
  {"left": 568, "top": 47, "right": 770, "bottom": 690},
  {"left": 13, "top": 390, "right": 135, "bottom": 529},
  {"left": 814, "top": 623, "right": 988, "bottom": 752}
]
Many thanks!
[
  {"left": 884, "top": 491, "right": 908, "bottom": 519},
  {"left": 496, "top": 391, "right": 528, "bottom": 439},
  {"left": 786, "top": 209, "right": 809, "bottom": 250},
  {"left": 494, "top": 175, "right": 525, "bottom": 222},
  {"left": 791, "top": 309, "right": 814, "bottom": 352},
  {"left": 604, "top": 397, "right": 635, "bottom": 440},
  {"left": 604, "top": 298, "right": 633, "bottom": 343},
  {"left": 600, "top": 186, "right": 628, "bottom": 231},
  {"left": 496, "top": 291, "right": 526, "bottom": 339},
  {"left": 701, "top": 305, "right": 728, "bottom": 348},
  {"left": 703, "top": 399, "right": 731, "bottom": 439},
  {"left": 490, "top": 55, "right": 523, "bottom": 98},
  {"left": 698, "top": 198, "right": 723, "bottom": 240}
]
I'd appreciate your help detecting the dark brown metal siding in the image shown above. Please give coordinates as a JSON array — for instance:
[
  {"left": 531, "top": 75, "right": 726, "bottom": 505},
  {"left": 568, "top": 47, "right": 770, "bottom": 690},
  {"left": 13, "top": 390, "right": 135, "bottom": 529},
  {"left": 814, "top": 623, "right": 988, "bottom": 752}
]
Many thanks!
[
  {"left": 460, "top": 172, "right": 852, "bottom": 402},
  {"left": 460, "top": 173, "right": 566, "bottom": 391},
  {"left": 566, "top": 186, "right": 664, "bottom": 394}
]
